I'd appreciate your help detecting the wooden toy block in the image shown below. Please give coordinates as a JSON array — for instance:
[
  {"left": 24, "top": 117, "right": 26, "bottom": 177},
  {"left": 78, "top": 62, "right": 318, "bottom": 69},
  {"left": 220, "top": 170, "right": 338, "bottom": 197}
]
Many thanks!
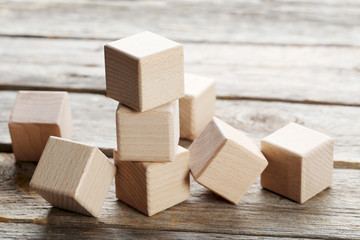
[
  {"left": 29, "top": 137, "right": 116, "bottom": 217},
  {"left": 8, "top": 91, "right": 72, "bottom": 161},
  {"left": 189, "top": 117, "right": 268, "bottom": 204},
  {"left": 180, "top": 73, "right": 216, "bottom": 140},
  {"left": 116, "top": 100, "right": 179, "bottom": 162},
  {"left": 104, "top": 31, "right": 184, "bottom": 112},
  {"left": 261, "top": 122, "right": 334, "bottom": 203},
  {"left": 114, "top": 146, "right": 190, "bottom": 216}
]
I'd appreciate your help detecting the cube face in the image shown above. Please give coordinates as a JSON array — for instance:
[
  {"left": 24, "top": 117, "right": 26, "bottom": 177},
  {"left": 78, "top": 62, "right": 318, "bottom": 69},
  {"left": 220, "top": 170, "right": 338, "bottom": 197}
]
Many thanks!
[
  {"left": 105, "top": 31, "right": 184, "bottom": 112},
  {"left": 116, "top": 101, "right": 179, "bottom": 162},
  {"left": 115, "top": 147, "right": 190, "bottom": 216},
  {"left": 180, "top": 73, "right": 216, "bottom": 140},
  {"left": 301, "top": 140, "right": 333, "bottom": 203},
  {"left": 261, "top": 141, "right": 303, "bottom": 202},
  {"left": 189, "top": 118, "right": 226, "bottom": 179},
  {"left": 197, "top": 140, "right": 268, "bottom": 204},
  {"left": 8, "top": 91, "right": 72, "bottom": 161},
  {"left": 9, "top": 123, "right": 60, "bottom": 161},
  {"left": 30, "top": 137, "right": 115, "bottom": 217},
  {"left": 104, "top": 46, "right": 140, "bottom": 109},
  {"left": 261, "top": 123, "right": 334, "bottom": 203},
  {"left": 10, "top": 91, "right": 69, "bottom": 124},
  {"left": 190, "top": 117, "right": 268, "bottom": 204}
]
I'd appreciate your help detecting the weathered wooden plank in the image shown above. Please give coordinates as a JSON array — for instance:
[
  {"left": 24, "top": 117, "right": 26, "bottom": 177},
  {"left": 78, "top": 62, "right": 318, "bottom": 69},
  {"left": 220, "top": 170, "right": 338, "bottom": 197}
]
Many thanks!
[
  {"left": 0, "top": 160, "right": 359, "bottom": 239},
  {"left": 0, "top": 91, "right": 359, "bottom": 167},
  {"left": 1, "top": 37, "right": 360, "bottom": 105},
  {"left": 1, "top": 0, "right": 360, "bottom": 46},
  {"left": 0, "top": 153, "right": 15, "bottom": 182},
  {"left": 217, "top": 100, "right": 360, "bottom": 168},
  {"left": 0, "top": 223, "right": 256, "bottom": 240}
]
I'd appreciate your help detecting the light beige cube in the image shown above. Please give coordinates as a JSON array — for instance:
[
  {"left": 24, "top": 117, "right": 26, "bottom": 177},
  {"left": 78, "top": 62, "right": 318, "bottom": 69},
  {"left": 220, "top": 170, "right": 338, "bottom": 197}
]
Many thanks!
[
  {"left": 104, "top": 31, "right": 184, "bottom": 112},
  {"left": 261, "top": 122, "right": 334, "bottom": 203},
  {"left": 114, "top": 146, "right": 190, "bottom": 216},
  {"left": 8, "top": 91, "right": 72, "bottom": 161},
  {"left": 190, "top": 117, "right": 268, "bottom": 204},
  {"left": 116, "top": 100, "right": 179, "bottom": 162},
  {"left": 180, "top": 73, "right": 216, "bottom": 140},
  {"left": 30, "top": 137, "right": 116, "bottom": 217}
]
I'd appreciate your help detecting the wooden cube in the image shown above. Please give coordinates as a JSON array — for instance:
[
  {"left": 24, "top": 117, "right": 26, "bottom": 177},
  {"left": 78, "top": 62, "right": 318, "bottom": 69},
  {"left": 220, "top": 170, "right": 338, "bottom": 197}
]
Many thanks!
[
  {"left": 30, "top": 137, "right": 116, "bottom": 217},
  {"left": 180, "top": 73, "right": 216, "bottom": 140},
  {"left": 104, "top": 31, "right": 184, "bottom": 112},
  {"left": 189, "top": 117, "right": 268, "bottom": 204},
  {"left": 116, "top": 100, "right": 179, "bottom": 162},
  {"left": 261, "top": 122, "right": 334, "bottom": 203},
  {"left": 8, "top": 91, "right": 72, "bottom": 161},
  {"left": 114, "top": 146, "right": 190, "bottom": 216}
]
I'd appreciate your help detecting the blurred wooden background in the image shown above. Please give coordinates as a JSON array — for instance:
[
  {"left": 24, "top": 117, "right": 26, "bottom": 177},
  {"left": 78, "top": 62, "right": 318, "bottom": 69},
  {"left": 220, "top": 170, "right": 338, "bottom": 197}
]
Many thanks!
[{"left": 0, "top": 0, "right": 359, "bottom": 239}]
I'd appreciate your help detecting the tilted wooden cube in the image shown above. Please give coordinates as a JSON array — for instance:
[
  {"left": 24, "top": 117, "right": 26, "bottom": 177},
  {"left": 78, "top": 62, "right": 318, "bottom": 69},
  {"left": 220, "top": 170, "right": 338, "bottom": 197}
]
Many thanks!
[
  {"left": 116, "top": 100, "right": 179, "bottom": 162},
  {"left": 180, "top": 73, "right": 216, "bottom": 140},
  {"left": 114, "top": 146, "right": 190, "bottom": 216},
  {"left": 8, "top": 91, "right": 72, "bottom": 161},
  {"left": 104, "top": 31, "right": 184, "bottom": 112},
  {"left": 261, "top": 122, "right": 334, "bottom": 203},
  {"left": 189, "top": 117, "right": 268, "bottom": 204},
  {"left": 30, "top": 137, "right": 116, "bottom": 217}
]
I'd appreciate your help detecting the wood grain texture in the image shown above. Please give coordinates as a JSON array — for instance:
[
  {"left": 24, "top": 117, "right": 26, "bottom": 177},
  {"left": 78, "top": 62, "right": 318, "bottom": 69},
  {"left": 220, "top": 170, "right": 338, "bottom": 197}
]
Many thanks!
[
  {"left": 0, "top": 223, "right": 276, "bottom": 240},
  {"left": 180, "top": 73, "right": 216, "bottom": 140},
  {"left": 0, "top": 158, "right": 359, "bottom": 239},
  {"left": 0, "top": 91, "right": 359, "bottom": 167},
  {"left": 116, "top": 100, "right": 179, "bottom": 162},
  {"left": 1, "top": 37, "right": 360, "bottom": 106},
  {"left": 261, "top": 123, "right": 334, "bottom": 203},
  {"left": 114, "top": 147, "right": 190, "bottom": 216},
  {"left": 217, "top": 100, "right": 360, "bottom": 168},
  {"left": 190, "top": 117, "right": 268, "bottom": 204},
  {"left": 1, "top": 0, "right": 360, "bottom": 46},
  {"left": 8, "top": 91, "right": 72, "bottom": 161},
  {"left": 30, "top": 137, "right": 116, "bottom": 217},
  {"left": 0, "top": 153, "right": 15, "bottom": 182},
  {"left": 105, "top": 31, "right": 184, "bottom": 111}
]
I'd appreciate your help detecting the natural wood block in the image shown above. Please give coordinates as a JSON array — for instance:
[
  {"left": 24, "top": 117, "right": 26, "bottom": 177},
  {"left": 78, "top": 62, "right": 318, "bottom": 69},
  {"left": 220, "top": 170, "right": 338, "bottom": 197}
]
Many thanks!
[
  {"left": 8, "top": 91, "right": 72, "bottom": 161},
  {"left": 116, "top": 100, "right": 179, "bottom": 162},
  {"left": 189, "top": 117, "right": 268, "bottom": 204},
  {"left": 29, "top": 137, "right": 116, "bottom": 217},
  {"left": 114, "top": 146, "right": 190, "bottom": 216},
  {"left": 180, "top": 73, "right": 216, "bottom": 140},
  {"left": 104, "top": 31, "right": 184, "bottom": 112},
  {"left": 261, "top": 122, "right": 334, "bottom": 203}
]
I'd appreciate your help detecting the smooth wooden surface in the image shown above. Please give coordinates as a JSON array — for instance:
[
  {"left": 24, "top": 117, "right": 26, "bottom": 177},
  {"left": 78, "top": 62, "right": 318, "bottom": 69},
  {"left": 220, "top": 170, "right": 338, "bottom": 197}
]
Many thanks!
[
  {"left": 105, "top": 31, "right": 184, "bottom": 112},
  {"left": 261, "top": 123, "right": 334, "bottom": 203},
  {"left": 8, "top": 91, "right": 72, "bottom": 161},
  {"left": 0, "top": 0, "right": 359, "bottom": 238},
  {"left": 180, "top": 73, "right": 216, "bottom": 140},
  {"left": 30, "top": 137, "right": 116, "bottom": 217},
  {"left": 116, "top": 101, "right": 179, "bottom": 162},
  {"left": 190, "top": 117, "right": 268, "bottom": 204},
  {"left": 114, "top": 147, "right": 190, "bottom": 216}
]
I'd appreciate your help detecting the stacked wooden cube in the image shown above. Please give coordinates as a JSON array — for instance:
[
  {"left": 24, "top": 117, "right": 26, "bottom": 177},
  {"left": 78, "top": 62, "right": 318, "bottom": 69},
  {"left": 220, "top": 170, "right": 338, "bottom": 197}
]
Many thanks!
[{"left": 104, "top": 31, "right": 191, "bottom": 216}]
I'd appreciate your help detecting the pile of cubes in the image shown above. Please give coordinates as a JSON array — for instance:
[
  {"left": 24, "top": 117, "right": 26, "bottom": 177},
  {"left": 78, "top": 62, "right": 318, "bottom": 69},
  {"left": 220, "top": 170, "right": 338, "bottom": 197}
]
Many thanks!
[{"left": 7, "top": 32, "right": 334, "bottom": 217}]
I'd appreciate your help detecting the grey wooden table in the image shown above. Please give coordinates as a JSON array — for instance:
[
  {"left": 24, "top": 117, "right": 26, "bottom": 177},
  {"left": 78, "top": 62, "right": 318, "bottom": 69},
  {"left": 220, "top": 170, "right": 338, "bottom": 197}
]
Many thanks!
[{"left": 0, "top": 0, "right": 359, "bottom": 239}]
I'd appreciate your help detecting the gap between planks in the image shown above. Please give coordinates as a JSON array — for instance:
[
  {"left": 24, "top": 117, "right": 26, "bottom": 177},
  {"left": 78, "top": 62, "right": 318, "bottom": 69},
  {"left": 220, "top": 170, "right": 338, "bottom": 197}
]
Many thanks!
[
  {"left": 1, "top": 87, "right": 359, "bottom": 108},
  {"left": 1, "top": 34, "right": 360, "bottom": 48}
]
